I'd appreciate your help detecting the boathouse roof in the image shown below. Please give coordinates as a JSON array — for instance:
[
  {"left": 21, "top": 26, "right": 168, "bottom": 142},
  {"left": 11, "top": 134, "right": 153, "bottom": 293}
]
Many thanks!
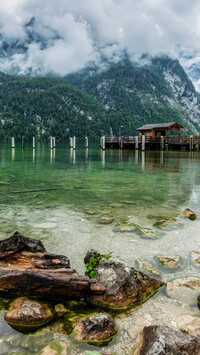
[{"left": 137, "top": 122, "right": 183, "bottom": 131}]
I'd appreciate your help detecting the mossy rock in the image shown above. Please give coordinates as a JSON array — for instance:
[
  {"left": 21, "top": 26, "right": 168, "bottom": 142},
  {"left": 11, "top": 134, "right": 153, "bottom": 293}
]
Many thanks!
[
  {"left": 134, "top": 225, "right": 163, "bottom": 239},
  {"left": 97, "top": 216, "right": 114, "bottom": 224},
  {"left": 113, "top": 222, "right": 136, "bottom": 232},
  {"left": 39, "top": 340, "right": 69, "bottom": 355},
  {"left": 157, "top": 255, "right": 182, "bottom": 269},
  {"left": 180, "top": 208, "right": 197, "bottom": 221},
  {"left": 166, "top": 277, "right": 200, "bottom": 306},
  {"left": 135, "top": 259, "right": 159, "bottom": 276},
  {"left": 191, "top": 251, "right": 200, "bottom": 265}
]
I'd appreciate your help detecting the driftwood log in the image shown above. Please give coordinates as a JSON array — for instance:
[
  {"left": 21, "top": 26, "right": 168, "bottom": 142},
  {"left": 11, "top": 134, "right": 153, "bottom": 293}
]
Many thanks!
[{"left": 0, "top": 232, "right": 105, "bottom": 300}]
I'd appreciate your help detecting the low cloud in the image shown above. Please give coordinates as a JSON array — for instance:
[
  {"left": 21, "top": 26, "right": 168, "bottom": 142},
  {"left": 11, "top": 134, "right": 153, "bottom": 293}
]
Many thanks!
[{"left": 0, "top": 0, "right": 200, "bottom": 86}]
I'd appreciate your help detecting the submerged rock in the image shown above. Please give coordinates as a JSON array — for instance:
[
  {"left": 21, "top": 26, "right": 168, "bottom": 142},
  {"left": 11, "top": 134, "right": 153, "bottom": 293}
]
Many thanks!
[
  {"left": 73, "top": 313, "right": 117, "bottom": 345},
  {"left": 98, "top": 216, "right": 114, "bottom": 224},
  {"left": 54, "top": 304, "right": 68, "bottom": 317},
  {"left": 166, "top": 277, "right": 200, "bottom": 306},
  {"left": 178, "top": 315, "right": 200, "bottom": 338},
  {"left": 181, "top": 208, "right": 197, "bottom": 220},
  {"left": 135, "top": 259, "right": 159, "bottom": 276},
  {"left": 90, "top": 258, "right": 164, "bottom": 309},
  {"left": 135, "top": 325, "right": 200, "bottom": 354},
  {"left": 113, "top": 222, "right": 136, "bottom": 232},
  {"left": 191, "top": 251, "right": 200, "bottom": 265},
  {"left": 157, "top": 255, "right": 181, "bottom": 268},
  {"left": 4, "top": 297, "right": 53, "bottom": 331}
]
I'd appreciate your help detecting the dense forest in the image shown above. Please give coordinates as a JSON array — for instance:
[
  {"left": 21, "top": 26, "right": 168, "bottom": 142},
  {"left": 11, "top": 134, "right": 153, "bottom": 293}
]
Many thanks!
[{"left": 0, "top": 56, "right": 199, "bottom": 141}]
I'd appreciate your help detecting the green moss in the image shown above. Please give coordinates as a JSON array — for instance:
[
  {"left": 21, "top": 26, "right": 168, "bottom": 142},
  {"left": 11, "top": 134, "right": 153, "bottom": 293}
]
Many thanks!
[{"left": 85, "top": 252, "right": 112, "bottom": 279}]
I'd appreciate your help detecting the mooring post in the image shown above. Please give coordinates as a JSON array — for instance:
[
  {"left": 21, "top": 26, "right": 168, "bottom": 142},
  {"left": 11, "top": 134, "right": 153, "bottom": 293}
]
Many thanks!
[
  {"left": 102, "top": 136, "right": 105, "bottom": 150},
  {"left": 135, "top": 136, "right": 138, "bottom": 150},
  {"left": 190, "top": 135, "right": 193, "bottom": 151},
  {"left": 53, "top": 137, "right": 56, "bottom": 148},
  {"left": 11, "top": 137, "right": 15, "bottom": 148},
  {"left": 33, "top": 137, "right": 35, "bottom": 149},
  {"left": 22, "top": 137, "right": 25, "bottom": 149},
  {"left": 161, "top": 136, "right": 164, "bottom": 150},
  {"left": 50, "top": 136, "right": 53, "bottom": 149},
  {"left": 142, "top": 135, "right": 145, "bottom": 151},
  {"left": 73, "top": 136, "right": 76, "bottom": 150},
  {"left": 85, "top": 136, "right": 88, "bottom": 149},
  {"left": 69, "top": 137, "right": 73, "bottom": 148},
  {"left": 120, "top": 136, "right": 124, "bottom": 149}
]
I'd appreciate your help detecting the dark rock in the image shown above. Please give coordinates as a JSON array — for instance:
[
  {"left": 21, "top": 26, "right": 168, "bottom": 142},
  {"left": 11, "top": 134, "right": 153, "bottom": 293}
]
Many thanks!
[
  {"left": 0, "top": 231, "right": 46, "bottom": 258},
  {"left": 84, "top": 249, "right": 101, "bottom": 265},
  {"left": 4, "top": 297, "right": 53, "bottom": 331},
  {"left": 90, "top": 258, "right": 164, "bottom": 309},
  {"left": 135, "top": 325, "right": 200, "bottom": 354},
  {"left": 197, "top": 295, "right": 200, "bottom": 309},
  {"left": 74, "top": 313, "right": 117, "bottom": 344},
  {"left": 0, "top": 233, "right": 105, "bottom": 300}
]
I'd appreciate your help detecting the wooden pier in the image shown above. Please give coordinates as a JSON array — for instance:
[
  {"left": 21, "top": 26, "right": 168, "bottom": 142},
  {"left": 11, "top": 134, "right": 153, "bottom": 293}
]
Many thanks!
[{"left": 103, "top": 135, "right": 200, "bottom": 151}]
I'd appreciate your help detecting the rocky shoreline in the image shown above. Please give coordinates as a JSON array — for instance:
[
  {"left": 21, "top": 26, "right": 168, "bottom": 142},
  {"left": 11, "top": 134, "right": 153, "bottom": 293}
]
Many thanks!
[{"left": 0, "top": 231, "right": 200, "bottom": 353}]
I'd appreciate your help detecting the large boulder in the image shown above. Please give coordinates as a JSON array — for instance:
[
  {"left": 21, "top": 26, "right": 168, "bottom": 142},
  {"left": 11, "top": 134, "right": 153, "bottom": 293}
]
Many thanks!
[
  {"left": 0, "top": 232, "right": 105, "bottom": 300},
  {"left": 135, "top": 325, "right": 200, "bottom": 354},
  {"left": 73, "top": 313, "right": 117, "bottom": 345},
  {"left": 4, "top": 297, "right": 53, "bottom": 331},
  {"left": 90, "top": 258, "right": 164, "bottom": 309}
]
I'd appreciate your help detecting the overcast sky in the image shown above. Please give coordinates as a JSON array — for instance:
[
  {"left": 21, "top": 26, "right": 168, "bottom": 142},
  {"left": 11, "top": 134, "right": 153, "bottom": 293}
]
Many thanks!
[{"left": 0, "top": 0, "right": 200, "bottom": 86}]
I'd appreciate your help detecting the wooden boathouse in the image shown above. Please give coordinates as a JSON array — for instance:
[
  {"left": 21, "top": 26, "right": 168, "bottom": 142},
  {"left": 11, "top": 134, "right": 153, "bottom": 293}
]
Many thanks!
[{"left": 102, "top": 122, "right": 200, "bottom": 151}]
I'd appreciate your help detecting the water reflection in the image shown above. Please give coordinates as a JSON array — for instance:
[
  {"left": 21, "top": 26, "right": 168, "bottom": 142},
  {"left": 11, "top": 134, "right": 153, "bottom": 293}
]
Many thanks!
[{"left": 12, "top": 148, "right": 15, "bottom": 161}]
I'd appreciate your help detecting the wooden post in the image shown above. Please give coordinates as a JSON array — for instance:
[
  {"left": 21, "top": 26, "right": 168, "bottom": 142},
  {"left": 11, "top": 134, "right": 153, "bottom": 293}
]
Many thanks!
[
  {"left": 11, "top": 137, "right": 15, "bottom": 148},
  {"left": 22, "top": 137, "right": 25, "bottom": 149},
  {"left": 142, "top": 135, "right": 145, "bottom": 151},
  {"left": 161, "top": 136, "right": 164, "bottom": 150},
  {"left": 69, "top": 137, "right": 73, "bottom": 148},
  {"left": 50, "top": 136, "right": 53, "bottom": 149},
  {"left": 120, "top": 136, "right": 124, "bottom": 149},
  {"left": 53, "top": 137, "right": 56, "bottom": 148},
  {"left": 102, "top": 136, "right": 105, "bottom": 150},
  {"left": 33, "top": 137, "right": 35, "bottom": 149},
  {"left": 135, "top": 136, "right": 138, "bottom": 150},
  {"left": 190, "top": 135, "right": 193, "bottom": 151},
  {"left": 85, "top": 137, "right": 88, "bottom": 148},
  {"left": 73, "top": 136, "right": 76, "bottom": 150}
]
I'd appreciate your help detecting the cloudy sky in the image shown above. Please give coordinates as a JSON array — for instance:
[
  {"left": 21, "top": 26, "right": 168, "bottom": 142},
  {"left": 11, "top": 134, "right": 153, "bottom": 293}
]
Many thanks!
[{"left": 0, "top": 0, "right": 200, "bottom": 87}]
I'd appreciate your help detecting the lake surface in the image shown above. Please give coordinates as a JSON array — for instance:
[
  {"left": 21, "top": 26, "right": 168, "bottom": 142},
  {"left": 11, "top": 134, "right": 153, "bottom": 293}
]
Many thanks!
[{"left": 0, "top": 143, "right": 200, "bottom": 354}]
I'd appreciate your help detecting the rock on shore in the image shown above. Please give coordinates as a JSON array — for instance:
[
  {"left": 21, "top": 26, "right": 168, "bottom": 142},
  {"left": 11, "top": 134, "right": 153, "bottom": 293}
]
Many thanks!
[
  {"left": 90, "top": 257, "right": 164, "bottom": 309},
  {"left": 135, "top": 325, "right": 200, "bottom": 354}
]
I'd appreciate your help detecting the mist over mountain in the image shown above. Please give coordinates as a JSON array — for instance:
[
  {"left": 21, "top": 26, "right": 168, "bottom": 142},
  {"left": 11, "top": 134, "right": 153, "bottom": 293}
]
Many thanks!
[{"left": 0, "top": 0, "right": 200, "bottom": 90}]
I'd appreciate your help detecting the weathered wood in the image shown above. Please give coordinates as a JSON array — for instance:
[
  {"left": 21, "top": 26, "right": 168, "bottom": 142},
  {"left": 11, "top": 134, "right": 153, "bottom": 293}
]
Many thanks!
[
  {"left": 12, "top": 137, "right": 15, "bottom": 148},
  {"left": 142, "top": 135, "right": 145, "bottom": 151}
]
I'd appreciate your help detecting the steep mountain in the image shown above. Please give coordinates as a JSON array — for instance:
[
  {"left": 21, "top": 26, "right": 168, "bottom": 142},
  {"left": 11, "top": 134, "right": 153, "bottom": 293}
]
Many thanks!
[
  {"left": 0, "top": 73, "right": 109, "bottom": 141},
  {"left": 0, "top": 56, "right": 199, "bottom": 142},
  {"left": 67, "top": 56, "right": 200, "bottom": 136}
]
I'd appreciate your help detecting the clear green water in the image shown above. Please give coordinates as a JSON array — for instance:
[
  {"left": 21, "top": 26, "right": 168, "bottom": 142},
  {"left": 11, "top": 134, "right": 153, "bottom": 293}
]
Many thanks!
[{"left": 0, "top": 143, "right": 200, "bottom": 354}]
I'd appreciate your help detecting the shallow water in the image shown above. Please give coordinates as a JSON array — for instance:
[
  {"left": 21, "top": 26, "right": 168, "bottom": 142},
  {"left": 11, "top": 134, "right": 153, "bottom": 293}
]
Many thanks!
[{"left": 0, "top": 143, "right": 200, "bottom": 354}]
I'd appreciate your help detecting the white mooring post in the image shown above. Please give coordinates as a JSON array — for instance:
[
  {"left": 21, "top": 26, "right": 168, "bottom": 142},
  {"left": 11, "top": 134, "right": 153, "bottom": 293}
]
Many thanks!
[
  {"left": 135, "top": 136, "right": 138, "bottom": 150},
  {"left": 33, "top": 137, "right": 35, "bottom": 149},
  {"left": 142, "top": 135, "right": 145, "bottom": 151},
  {"left": 69, "top": 137, "right": 73, "bottom": 148},
  {"left": 11, "top": 137, "right": 15, "bottom": 148},
  {"left": 190, "top": 135, "right": 193, "bottom": 151},
  {"left": 102, "top": 136, "right": 105, "bottom": 150},
  {"left": 53, "top": 137, "right": 56, "bottom": 148},
  {"left": 50, "top": 136, "right": 53, "bottom": 149},
  {"left": 85, "top": 136, "right": 88, "bottom": 148},
  {"left": 73, "top": 136, "right": 76, "bottom": 150},
  {"left": 161, "top": 136, "right": 164, "bottom": 150}
]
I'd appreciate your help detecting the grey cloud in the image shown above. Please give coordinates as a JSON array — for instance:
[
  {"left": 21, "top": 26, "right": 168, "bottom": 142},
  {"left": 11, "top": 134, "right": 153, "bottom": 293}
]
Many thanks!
[{"left": 0, "top": 0, "right": 200, "bottom": 85}]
